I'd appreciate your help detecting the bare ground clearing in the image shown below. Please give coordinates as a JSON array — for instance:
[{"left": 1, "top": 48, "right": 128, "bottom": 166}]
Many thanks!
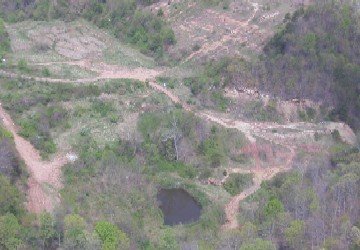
[{"left": 155, "top": 0, "right": 310, "bottom": 62}]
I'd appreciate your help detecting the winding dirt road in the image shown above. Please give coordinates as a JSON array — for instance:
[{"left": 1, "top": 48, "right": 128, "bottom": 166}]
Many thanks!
[{"left": 0, "top": 60, "right": 356, "bottom": 226}]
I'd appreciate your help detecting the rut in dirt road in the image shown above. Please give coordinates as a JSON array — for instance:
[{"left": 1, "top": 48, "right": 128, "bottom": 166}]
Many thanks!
[{"left": 0, "top": 104, "right": 68, "bottom": 213}]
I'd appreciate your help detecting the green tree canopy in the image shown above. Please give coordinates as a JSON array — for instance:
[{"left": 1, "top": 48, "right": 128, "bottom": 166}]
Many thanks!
[
  {"left": 0, "top": 174, "right": 23, "bottom": 216},
  {"left": 94, "top": 220, "right": 129, "bottom": 250},
  {"left": 158, "top": 228, "right": 179, "bottom": 250},
  {"left": 64, "top": 214, "right": 87, "bottom": 249},
  {"left": 0, "top": 213, "right": 21, "bottom": 250},
  {"left": 239, "top": 238, "right": 276, "bottom": 250}
]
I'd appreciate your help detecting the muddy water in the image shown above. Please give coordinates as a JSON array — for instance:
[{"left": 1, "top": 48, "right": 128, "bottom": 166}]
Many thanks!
[{"left": 157, "top": 188, "right": 201, "bottom": 226}]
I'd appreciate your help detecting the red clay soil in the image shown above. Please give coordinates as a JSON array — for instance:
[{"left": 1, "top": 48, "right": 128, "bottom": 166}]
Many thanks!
[{"left": 0, "top": 104, "right": 68, "bottom": 213}]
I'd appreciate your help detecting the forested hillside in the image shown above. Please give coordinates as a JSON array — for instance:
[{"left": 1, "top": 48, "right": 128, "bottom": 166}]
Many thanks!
[
  {"left": 193, "top": 1, "right": 360, "bottom": 130},
  {"left": 259, "top": 1, "right": 360, "bottom": 129},
  {"left": 232, "top": 141, "right": 360, "bottom": 250}
]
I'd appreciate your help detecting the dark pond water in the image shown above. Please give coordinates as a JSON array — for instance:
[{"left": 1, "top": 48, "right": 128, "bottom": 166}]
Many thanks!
[{"left": 157, "top": 188, "right": 202, "bottom": 226}]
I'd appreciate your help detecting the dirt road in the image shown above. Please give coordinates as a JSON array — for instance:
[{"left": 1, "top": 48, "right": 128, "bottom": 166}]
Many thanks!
[
  {"left": 0, "top": 104, "right": 67, "bottom": 213},
  {"left": 221, "top": 147, "right": 295, "bottom": 229},
  {"left": 0, "top": 60, "right": 356, "bottom": 223}
]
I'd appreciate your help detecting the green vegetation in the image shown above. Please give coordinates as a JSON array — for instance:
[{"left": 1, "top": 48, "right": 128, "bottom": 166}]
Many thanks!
[
  {"left": 223, "top": 173, "right": 253, "bottom": 196},
  {"left": 17, "top": 58, "right": 28, "bottom": 72},
  {"left": 0, "top": 78, "right": 103, "bottom": 157},
  {"left": 183, "top": 58, "right": 239, "bottom": 111},
  {"left": 0, "top": 1, "right": 359, "bottom": 249},
  {"left": 0, "top": 0, "right": 175, "bottom": 60},
  {"left": 260, "top": 1, "right": 360, "bottom": 129},
  {"left": 184, "top": 1, "right": 360, "bottom": 128},
  {"left": 201, "top": 0, "right": 230, "bottom": 9},
  {"left": 0, "top": 17, "right": 10, "bottom": 58},
  {"left": 0, "top": 213, "right": 22, "bottom": 250},
  {"left": 0, "top": 126, "right": 24, "bottom": 182},
  {"left": 239, "top": 238, "right": 276, "bottom": 250},
  {"left": 18, "top": 106, "right": 67, "bottom": 158},
  {"left": 95, "top": 221, "right": 129, "bottom": 250},
  {"left": 0, "top": 174, "right": 24, "bottom": 216},
  {"left": 242, "top": 100, "right": 280, "bottom": 122},
  {"left": 138, "top": 110, "right": 247, "bottom": 176},
  {"left": 233, "top": 141, "right": 360, "bottom": 250}
]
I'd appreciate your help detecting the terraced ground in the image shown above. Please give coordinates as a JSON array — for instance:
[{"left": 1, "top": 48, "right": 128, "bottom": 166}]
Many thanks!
[{"left": 149, "top": 0, "right": 313, "bottom": 62}]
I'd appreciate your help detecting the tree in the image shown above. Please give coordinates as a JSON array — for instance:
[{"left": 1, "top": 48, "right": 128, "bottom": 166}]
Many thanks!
[
  {"left": 17, "top": 59, "right": 28, "bottom": 72},
  {"left": 158, "top": 229, "right": 179, "bottom": 250},
  {"left": 240, "top": 222, "right": 257, "bottom": 243},
  {"left": 351, "top": 226, "right": 360, "bottom": 249},
  {"left": 285, "top": 220, "right": 305, "bottom": 250},
  {"left": 0, "top": 174, "right": 23, "bottom": 216},
  {"left": 0, "top": 18, "right": 10, "bottom": 58},
  {"left": 161, "top": 114, "right": 182, "bottom": 161},
  {"left": 219, "top": 229, "right": 243, "bottom": 250},
  {"left": 64, "top": 214, "right": 87, "bottom": 250},
  {"left": 264, "top": 198, "right": 284, "bottom": 221},
  {"left": 94, "top": 220, "right": 129, "bottom": 250},
  {"left": 0, "top": 213, "right": 21, "bottom": 250},
  {"left": 239, "top": 238, "right": 276, "bottom": 250},
  {"left": 38, "top": 212, "right": 55, "bottom": 250}
]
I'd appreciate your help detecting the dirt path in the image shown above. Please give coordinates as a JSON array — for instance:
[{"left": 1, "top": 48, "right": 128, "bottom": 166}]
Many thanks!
[
  {"left": 247, "top": 2, "right": 260, "bottom": 24},
  {"left": 0, "top": 59, "right": 356, "bottom": 222},
  {"left": 184, "top": 1, "right": 260, "bottom": 62},
  {"left": 31, "top": 60, "right": 163, "bottom": 82},
  {"left": 143, "top": 81, "right": 356, "bottom": 230},
  {"left": 221, "top": 146, "right": 295, "bottom": 229},
  {"left": 0, "top": 104, "right": 67, "bottom": 213}
]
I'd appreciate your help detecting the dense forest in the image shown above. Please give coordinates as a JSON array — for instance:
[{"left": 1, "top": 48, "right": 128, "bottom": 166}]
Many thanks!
[{"left": 260, "top": 1, "right": 360, "bottom": 129}]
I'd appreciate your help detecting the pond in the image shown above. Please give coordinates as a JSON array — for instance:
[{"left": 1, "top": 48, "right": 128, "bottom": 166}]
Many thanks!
[{"left": 157, "top": 188, "right": 202, "bottom": 226}]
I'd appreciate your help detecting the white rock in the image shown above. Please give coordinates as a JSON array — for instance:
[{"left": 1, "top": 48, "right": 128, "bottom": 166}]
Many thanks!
[{"left": 66, "top": 152, "right": 78, "bottom": 162}]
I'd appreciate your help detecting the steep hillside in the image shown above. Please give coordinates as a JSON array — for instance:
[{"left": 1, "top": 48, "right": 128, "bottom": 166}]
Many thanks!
[
  {"left": 259, "top": 2, "right": 360, "bottom": 129},
  {"left": 150, "top": 0, "right": 311, "bottom": 62},
  {"left": 189, "top": 1, "right": 360, "bottom": 130}
]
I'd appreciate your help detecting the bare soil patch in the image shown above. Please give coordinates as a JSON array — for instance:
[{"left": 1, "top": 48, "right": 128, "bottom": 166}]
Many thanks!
[
  {"left": 162, "top": 0, "right": 307, "bottom": 62},
  {"left": 0, "top": 104, "right": 68, "bottom": 213}
]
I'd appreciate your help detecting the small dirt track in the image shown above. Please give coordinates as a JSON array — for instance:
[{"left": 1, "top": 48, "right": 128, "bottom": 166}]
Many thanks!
[{"left": 222, "top": 147, "right": 295, "bottom": 229}]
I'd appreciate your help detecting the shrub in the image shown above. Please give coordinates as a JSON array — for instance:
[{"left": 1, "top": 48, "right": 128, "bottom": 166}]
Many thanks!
[
  {"left": 17, "top": 59, "right": 28, "bottom": 72},
  {"left": 42, "top": 68, "right": 50, "bottom": 77},
  {"left": 94, "top": 221, "right": 129, "bottom": 250},
  {"left": 223, "top": 173, "right": 253, "bottom": 196}
]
